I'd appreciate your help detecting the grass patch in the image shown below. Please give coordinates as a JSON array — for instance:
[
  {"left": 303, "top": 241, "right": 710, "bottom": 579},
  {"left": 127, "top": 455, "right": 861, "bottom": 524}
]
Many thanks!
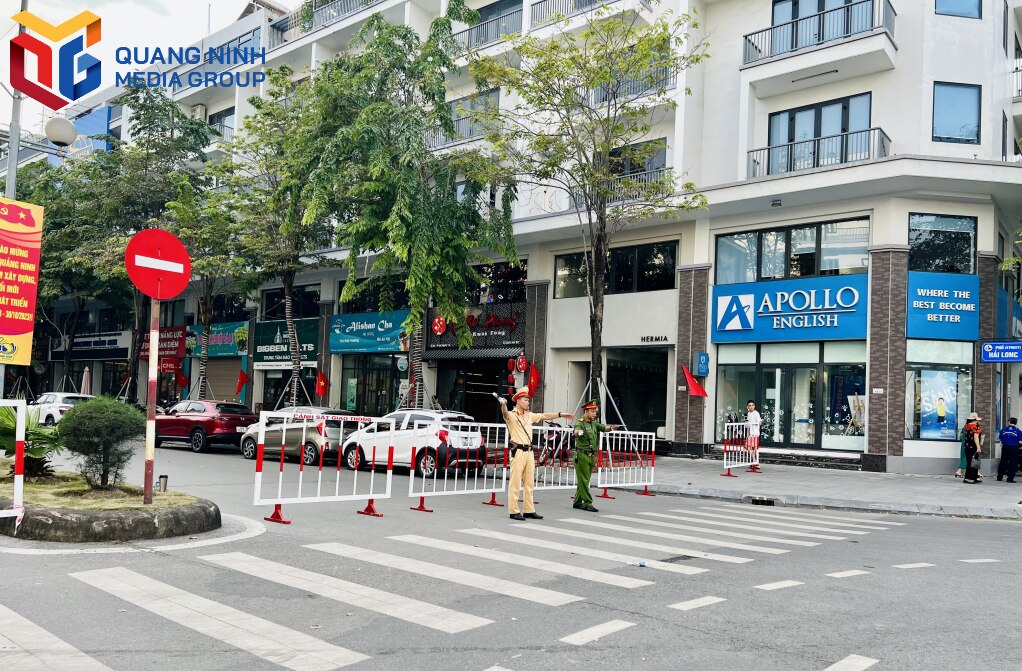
[{"left": 0, "top": 468, "right": 196, "bottom": 510}]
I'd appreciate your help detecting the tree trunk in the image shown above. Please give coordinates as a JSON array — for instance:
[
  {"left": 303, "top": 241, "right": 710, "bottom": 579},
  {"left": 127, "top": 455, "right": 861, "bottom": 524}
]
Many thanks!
[
  {"left": 589, "top": 208, "right": 609, "bottom": 415},
  {"left": 60, "top": 299, "right": 86, "bottom": 392},
  {"left": 197, "top": 291, "right": 213, "bottom": 400},
  {"left": 126, "top": 289, "right": 146, "bottom": 404},
  {"left": 282, "top": 270, "right": 301, "bottom": 408}
]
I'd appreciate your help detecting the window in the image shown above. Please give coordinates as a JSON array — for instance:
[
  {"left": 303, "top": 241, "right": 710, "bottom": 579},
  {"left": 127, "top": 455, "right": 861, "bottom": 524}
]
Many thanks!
[
  {"left": 768, "top": 1, "right": 875, "bottom": 56},
  {"left": 905, "top": 359, "right": 974, "bottom": 441},
  {"left": 908, "top": 213, "right": 977, "bottom": 274},
  {"left": 208, "top": 106, "right": 236, "bottom": 131},
  {"left": 212, "top": 294, "right": 249, "bottom": 322},
  {"left": 261, "top": 285, "right": 321, "bottom": 321},
  {"left": 715, "top": 218, "right": 869, "bottom": 285},
  {"left": 767, "top": 93, "right": 872, "bottom": 175},
  {"left": 935, "top": 0, "right": 981, "bottom": 19},
  {"left": 607, "top": 348, "right": 669, "bottom": 433},
  {"left": 1005, "top": 1, "right": 1010, "bottom": 54},
  {"left": 1003, "top": 112, "right": 1010, "bottom": 161},
  {"left": 932, "top": 82, "right": 980, "bottom": 144},
  {"left": 97, "top": 307, "right": 128, "bottom": 332},
  {"left": 467, "top": 261, "right": 527, "bottom": 305},
  {"left": 160, "top": 299, "right": 185, "bottom": 327},
  {"left": 610, "top": 138, "right": 668, "bottom": 177},
  {"left": 553, "top": 241, "right": 677, "bottom": 298},
  {"left": 340, "top": 278, "right": 410, "bottom": 314}
]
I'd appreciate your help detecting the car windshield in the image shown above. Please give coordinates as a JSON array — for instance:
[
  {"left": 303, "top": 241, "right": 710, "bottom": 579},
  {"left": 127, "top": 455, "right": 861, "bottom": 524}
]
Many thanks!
[{"left": 216, "top": 403, "right": 253, "bottom": 415}]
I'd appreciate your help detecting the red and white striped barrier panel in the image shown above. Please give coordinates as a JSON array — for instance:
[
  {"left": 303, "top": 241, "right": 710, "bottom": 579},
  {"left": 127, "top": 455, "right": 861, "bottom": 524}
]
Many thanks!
[
  {"left": 0, "top": 400, "right": 27, "bottom": 533},
  {"left": 407, "top": 421, "right": 508, "bottom": 512},
  {"left": 253, "top": 411, "right": 395, "bottom": 523},
  {"left": 595, "top": 430, "right": 656, "bottom": 497},
  {"left": 721, "top": 422, "right": 761, "bottom": 477},
  {"left": 532, "top": 423, "right": 577, "bottom": 492}
]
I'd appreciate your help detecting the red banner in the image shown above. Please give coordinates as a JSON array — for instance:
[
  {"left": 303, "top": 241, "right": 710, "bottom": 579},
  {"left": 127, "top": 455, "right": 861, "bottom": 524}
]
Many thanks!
[
  {"left": 0, "top": 197, "right": 43, "bottom": 366},
  {"left": 139, "top": 326, "right": 187, "bottom": 358}
]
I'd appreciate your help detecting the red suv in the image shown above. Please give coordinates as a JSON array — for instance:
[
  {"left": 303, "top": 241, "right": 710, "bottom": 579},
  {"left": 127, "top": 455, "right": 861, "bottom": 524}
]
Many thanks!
[{"left": 155, "top": 400, "right": 257, "bottom": 452}]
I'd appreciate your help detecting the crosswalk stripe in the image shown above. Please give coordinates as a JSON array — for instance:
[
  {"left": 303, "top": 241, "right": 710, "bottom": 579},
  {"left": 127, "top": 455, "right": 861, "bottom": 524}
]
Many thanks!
[
  {"left": 826, "top": 570, "right": 871, "bottom": 578},
  {"left": 673, "top": 509, "right": 870, "bottom": 535},
  {"left": 389, "top": 535, "right": 653, "bottom": 589},
  {"left": 959, "top": 559, "right": 1001, "bottom": 563},
  {"left": 510, "top": 524, "right": 753, "bottom": 564},
  {"left": 457, "top": 528, "right": 708, "bottom": 575},
  {"left": 559, "top": 518, "right": 791, "bottom": 554},
  {"left": 754, "top": 580, "right": 803, "bottom": 591},
  {"left": 699, "top": 506, "right": 891, "bottom": 531},
  {"left": 559, "top": 620, "right": 635, "bottom": 645},
  {"left": 718, "top": 503, "right": 906, "bottom": 525},
  {"left": 70, "top": 567, "right": 368, "bottom": 670},
  {"left": 823, "top": 654, "right": 879, "bottom": 670},
  {"left": 893, "top": 563, "right": 934, "bottom": 569},
  {"left": 0, "top": 603, "right": 113, "bottom": 671},
  {"left": 668, "top": 596, "right": 727, "bottom": 611},
  {"left": 200, "top": 552, "right": 492, "bottom": 633},
  {"left": 483, "top": 667, "right": 515, "bottom": 671},
  {"left": 305, "top": 542, "right": 583, "bottom": 606},
  {"left": 642, "top": 512, "right": 847, "bottom": 540},
  {"left": 603, "top": 514, "right": 820, "bottom": 547}
]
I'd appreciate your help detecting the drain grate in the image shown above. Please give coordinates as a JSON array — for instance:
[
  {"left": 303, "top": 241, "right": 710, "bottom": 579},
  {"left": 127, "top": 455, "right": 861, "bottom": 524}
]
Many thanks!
[
  {"left": 750, "top": 497, "right": 776, "bottom": 506},
  {"left": 663, "top": 555, "right": 695, "bottom": 563}
]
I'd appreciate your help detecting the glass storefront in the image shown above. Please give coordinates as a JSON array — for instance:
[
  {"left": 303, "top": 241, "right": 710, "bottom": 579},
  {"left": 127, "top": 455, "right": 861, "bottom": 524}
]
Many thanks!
[
  {"left": 903, "top": 340, "right": 974, "bottom": 441},
  {"left": 341, "top": 354, "right": 404, "bottom": 417},
  {"left": 606, "top": 348, "right": 669, "bottom": 434},
  {"left": 261, "top": 368, "right": 317, "bottom": 410},
  {"left": 435, "top": 361, "right": 507, "bottom": 424}
]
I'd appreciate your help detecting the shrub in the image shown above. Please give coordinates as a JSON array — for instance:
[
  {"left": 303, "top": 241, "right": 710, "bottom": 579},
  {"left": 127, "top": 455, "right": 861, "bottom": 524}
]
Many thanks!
[
  {"left": 59, "top": 397, "right": 145, "bottom": 489},
  {"left": 0, "top": 406, "right": 65, "bottom": 478}
]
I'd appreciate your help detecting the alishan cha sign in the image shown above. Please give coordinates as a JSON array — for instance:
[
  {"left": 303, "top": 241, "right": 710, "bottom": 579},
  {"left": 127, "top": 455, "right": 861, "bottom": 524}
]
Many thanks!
[{"left": 712, "top": 275, "right": 868, "bottom": 343}]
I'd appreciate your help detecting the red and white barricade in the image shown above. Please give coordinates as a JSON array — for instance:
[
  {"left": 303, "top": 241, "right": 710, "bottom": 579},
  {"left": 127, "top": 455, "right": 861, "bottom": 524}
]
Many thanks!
[
  {"left": 721, "top": 422, "right": 760, "bottom": 477},
  {"left": 0, "top": 400, "right": 27, "bottom": 533},
  {"left": 595, "top": 430, "right": 656, "bottom": 497},
  {"left": 531, "top": 423, "right": 577, "bottom": 493},
  {"left": 253, "top": 411, "right": 395, "bottom": 523},
  {"left": 408, "top": 420, "right": 508, "bottom": 512}
]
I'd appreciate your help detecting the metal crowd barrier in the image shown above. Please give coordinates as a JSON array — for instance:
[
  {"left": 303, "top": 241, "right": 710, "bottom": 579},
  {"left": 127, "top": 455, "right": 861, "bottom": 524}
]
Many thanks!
[
  {"left": 595, "top": 430, "right": 656, "bottom": 497},
  {"left": 0, "top": 400, "right": 27, "bottom": 533},
  {"left": 407, "top": 420, "right": 508, "bottom": 512},
  {"left": 721, "top": 422, "right": 761, "bottom": 477}
]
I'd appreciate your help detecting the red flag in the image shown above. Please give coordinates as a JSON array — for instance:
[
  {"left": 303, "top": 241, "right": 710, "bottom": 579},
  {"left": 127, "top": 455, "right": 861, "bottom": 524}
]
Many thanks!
[
  {"left": 681, "top": 365, "right": 708, "bottom": 397},
  {"left": 236, "top": 369, "right": 251, "bottom": 394},
  {"left": 527, "top": 362, "right": 540, "bottom": 397},
  {"left": 0, "top": 202, "right": 37, "bottom": 228},
  {"left": 175, "top": 370, "right": 189, "bottom": 388},
  {"left": 316, "top": 371, "right": 329, "bottom": 397}
]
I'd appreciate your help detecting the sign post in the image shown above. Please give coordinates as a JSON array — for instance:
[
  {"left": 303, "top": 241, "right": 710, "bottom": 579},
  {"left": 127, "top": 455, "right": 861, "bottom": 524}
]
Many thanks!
[{"left": 125, "top": 229, "right": 191, "bottom": 504}]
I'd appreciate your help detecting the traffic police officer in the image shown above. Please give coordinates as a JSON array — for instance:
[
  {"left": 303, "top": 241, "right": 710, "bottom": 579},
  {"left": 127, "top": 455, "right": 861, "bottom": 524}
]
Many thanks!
[{"left": 573, "top": 400, "right": 620, "bottom": 512}]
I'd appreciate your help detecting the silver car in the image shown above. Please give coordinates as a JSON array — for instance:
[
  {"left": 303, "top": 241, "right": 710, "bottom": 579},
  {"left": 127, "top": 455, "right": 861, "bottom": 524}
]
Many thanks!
[{"left": 239, "top": 406, "right": 363, "bottom": 465}]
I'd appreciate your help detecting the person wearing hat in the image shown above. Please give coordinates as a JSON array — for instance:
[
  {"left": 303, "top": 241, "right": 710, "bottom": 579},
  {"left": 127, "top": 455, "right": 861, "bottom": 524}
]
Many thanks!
[
  {"left": 498, "top": 387, "right": 575, "bottom": 520},
  {"left": 572, "top": 400, "right": 621, "bottom": 512},
  {"left": 961, "top": 412, "right": 984, "bottom": 484}
]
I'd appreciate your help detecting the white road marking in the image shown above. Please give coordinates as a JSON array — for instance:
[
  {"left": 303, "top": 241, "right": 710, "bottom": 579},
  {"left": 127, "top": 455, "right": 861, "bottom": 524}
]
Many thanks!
[
  {"left": 700, "top": 506, "right": 891, "bottom": 531},
  {"left": 668, "top": 596, "right": 727, "bottom": 611},
  {"left": 597, "top": 515, "right": 813, "bottom": 549},
  {"left": 643, "top": 511, "right": 847, "bottom": 540},
  {"left": 826, "top": 570, "right": 871, "bottom": 579},
  {"left": 823, "top": 654, "right": 879, "bottom": 670},
  {"left": 561, "top": 518, "right": 792, "bottom": 554},
  {"left": 201, "top": 552, "right": 491, "bottom": 633},
  {"left": 718, "top": 503, "right": 906, "bottom": 525},
  {"left": 512, "top": 524, "right": 753, "bottom": 564},
  {"left": 754, "top": 580, "right": 804, "bottom": 591},
  {"left": 70, "top": 567, "right": 368, "bottom": 670},
  {"left": 959, "top": 559, "right": 1001, "bottom": 563},
  {"left": 0, "top": 603, "right": 113, "bottom": 670},
  {"left": 483, "top": 667, "right": 515, "bottom": 671},
  {"left": 306, "top": 542, "right": 582, "bottom": 606},
  {"left": 134, "top": 254, "right": 184, "bottom": 273},
  {"left": 458, "top": 528, "right": 708, "bottom": 575},
  {"left": 892, "top": 563, "right": 934, "bottom": 569},
  {"left": 559, "top": 620, "right": 635, "bottom": 646},
  {"left": 671, "top": 509, "right": 869, "bottom": 535}
]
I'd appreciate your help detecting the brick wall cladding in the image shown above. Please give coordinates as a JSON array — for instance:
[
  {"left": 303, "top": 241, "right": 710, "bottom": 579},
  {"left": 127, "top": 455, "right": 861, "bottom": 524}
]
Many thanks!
[
  {"left": 975, "top": 254, "right": 998, "bottom": 434},
  {"left": 525, "top": 281, "right": 550, "bottom": 411},
  {"left": 868, "top": 249, "right": 908, "bottom": 458},
  {"left": 674, "top": 266, "right": 710, "bottom": 445}
]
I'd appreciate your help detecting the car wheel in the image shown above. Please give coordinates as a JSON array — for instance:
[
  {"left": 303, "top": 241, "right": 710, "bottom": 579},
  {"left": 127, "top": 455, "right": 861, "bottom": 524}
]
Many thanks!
[
  {"left": 240, "top": 437, "right": 257, "bottom": 460},
  {"left": 415, "top": 449, "right": 437, "bottom": 478},
  {"left": 44, "top": 415, "right": 55, "bottom": 427},
  {"left": 343, "top": 446, "right": 366, "bottom": 471},
  {"left": 302, "top": 442, "right": 320, "bottom": 466},
  {"left": 155, "top": 438, "right": 162, "bottom": 448},
  {"left": 190, "top": 428, "right": 208, "bottom": 453}
]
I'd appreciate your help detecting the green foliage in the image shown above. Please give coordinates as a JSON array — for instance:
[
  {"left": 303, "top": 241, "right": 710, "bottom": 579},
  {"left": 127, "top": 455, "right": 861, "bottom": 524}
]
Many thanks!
[
  {"left": 0, "top": 406, "right": 64, "bottom": 478},
  {"left": 59, "top": 397, "right": 145, "bottom": 489}
]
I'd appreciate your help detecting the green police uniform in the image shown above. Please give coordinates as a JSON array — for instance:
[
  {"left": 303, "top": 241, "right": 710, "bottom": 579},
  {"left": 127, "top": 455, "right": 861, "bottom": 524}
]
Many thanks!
[{"left": 573, "top": 411, "right": 607, "bottom": 509}]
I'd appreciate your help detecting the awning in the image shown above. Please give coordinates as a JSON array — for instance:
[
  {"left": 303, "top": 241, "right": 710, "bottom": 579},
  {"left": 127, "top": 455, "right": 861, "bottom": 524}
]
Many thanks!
[{"left": 423, "top": 347, "right": 524, "bottom": 361}]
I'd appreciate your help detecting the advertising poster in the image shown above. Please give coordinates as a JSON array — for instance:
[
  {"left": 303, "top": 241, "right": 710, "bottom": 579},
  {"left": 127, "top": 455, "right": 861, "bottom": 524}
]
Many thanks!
[
  {"left": 0, "top": 197, "right": 43, "bottom": 366},
  {"left": 920, "top": 369, "right": 958, "bottom": 440},
  {"left": 185, "top": 321, "right": 249, "bottom": 357},
  {"left": 253, "top": 319, "right": 319, "bottom": 369},
  {"left": 329, "top": 310, "right": 410, "bottom": 353}
]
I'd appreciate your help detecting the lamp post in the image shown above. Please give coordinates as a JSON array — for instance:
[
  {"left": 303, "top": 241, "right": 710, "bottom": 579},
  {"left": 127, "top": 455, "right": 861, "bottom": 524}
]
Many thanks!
[{"left": 4, "top": 0, "right": 30, "bottom": 200}]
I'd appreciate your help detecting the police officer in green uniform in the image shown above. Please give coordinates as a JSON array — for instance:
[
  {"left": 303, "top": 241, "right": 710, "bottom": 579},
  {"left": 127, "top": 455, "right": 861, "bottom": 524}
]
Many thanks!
[{"left": 573, "top": 400, "right": 620, "bottom": 512}]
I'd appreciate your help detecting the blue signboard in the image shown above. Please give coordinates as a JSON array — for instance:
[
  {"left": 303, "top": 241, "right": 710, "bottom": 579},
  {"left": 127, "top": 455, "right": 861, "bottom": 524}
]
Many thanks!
[
  {"left": 906, "top": 272, "right": 979, "bottom": 341},
  {"left": 330, "top": 310, "right": 411, "bottom": 353},
  {"left": 693, "top": 351, "right": 710, "bottom": 377},
  {"left": 711, "top": 274, "right": 868, "bottom": 343},
  {"left": 981, "top": 341, "right": 1022, "bottom": 362}
]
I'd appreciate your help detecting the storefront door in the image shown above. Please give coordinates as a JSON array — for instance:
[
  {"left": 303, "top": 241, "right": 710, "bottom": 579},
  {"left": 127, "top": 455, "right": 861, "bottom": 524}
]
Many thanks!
[
  {"left": 341, "top": 354, "right": 402, "bottom": 417},
  {"left": 758, "top": 365, "right": 818, "bottom": 446}
]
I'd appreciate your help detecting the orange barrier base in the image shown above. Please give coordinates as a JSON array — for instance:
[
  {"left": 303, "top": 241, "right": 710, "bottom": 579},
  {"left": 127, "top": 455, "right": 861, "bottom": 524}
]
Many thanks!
[
  {"left": 747, "top": 465, "right": 762, "bottom": 473},
  {"left": 721, "top": 468, "right": 738, "bottom": 477},
  {"left": 357, "top": 499, "right": 383, "bottom": 517},
  {"left": 482, "top": 493, "right": 504, "bottom": 507},
  {"left": 264, "top": 504, "right": 292, "bottom": 525},
  {"left": 636, "top": 485, "right": 655, "bottom": 497},
  {"left": 596, "top": 487, "right": 616, "bottom": 500},
  {"left": 410, "top": 496, "right": 434, "bottom": 513}
]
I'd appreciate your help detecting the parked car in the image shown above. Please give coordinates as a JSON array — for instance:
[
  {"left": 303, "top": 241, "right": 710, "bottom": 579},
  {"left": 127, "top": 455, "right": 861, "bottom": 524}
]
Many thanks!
[
  {"left": 341, "top": 410, "right": 485, "bottom": 477},
  {"left": 155, "top": 400, "right": 257, "bottom": 452},
  {"left": 33, "top": 393, "right": 95, "bottom": 425},
  {"left": 238, "top": 406, "right": 361, "bottom": 465}
]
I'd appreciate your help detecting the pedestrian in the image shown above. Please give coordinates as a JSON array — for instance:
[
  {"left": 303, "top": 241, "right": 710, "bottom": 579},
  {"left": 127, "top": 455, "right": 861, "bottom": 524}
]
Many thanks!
[
  {"left": 962, "top": 412, "right": 983, "bottom": 484},
  {"left": 746, "top": 400, "right": 762, "bottom": 473},
  {"left": 498, "top": 387, "right": 575, "bottom": 521},
  {"left": 997, "top": 416, "right": 1021, "bottom": 483},
  {"left": 572, "top": 399, "right": 620, "bottom": 513}
]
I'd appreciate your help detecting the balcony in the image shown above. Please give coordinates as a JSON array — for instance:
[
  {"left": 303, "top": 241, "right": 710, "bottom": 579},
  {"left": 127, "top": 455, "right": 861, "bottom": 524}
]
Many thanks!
[
  {"left": 454, "top": 9, "right": 523, "bottom": 51},
  {"left": 572, "top": 167, "right": 672, "bottom": 208},
  {"left": 267, "top": 0, "right": 386, "bottom": 50},
  {"left": 531, "top": 0, "right": 623, "bottom": 29},
  {"left": 210, "top": 123, "right": 235, "bottom": 144},
  {"left": 424, "top": 116, "right": 486, "bottom": 149},
  {"left": 747, "top": 127, "right": 890, "bottom": 179},
  {"left": 585, "top": 65, "right": 677, "bottom": 105}
]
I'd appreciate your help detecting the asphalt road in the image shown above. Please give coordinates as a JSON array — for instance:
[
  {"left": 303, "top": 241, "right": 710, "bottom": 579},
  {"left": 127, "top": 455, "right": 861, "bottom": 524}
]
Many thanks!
[{"left": 1, "top": 442, "right": 1020, "bottom": 671}]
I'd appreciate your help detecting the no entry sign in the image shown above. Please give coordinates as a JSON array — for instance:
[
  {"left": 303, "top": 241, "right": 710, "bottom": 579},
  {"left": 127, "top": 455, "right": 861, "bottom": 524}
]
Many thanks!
[{"left": 125, "top": 229, "right": 191, "bottom": 300}]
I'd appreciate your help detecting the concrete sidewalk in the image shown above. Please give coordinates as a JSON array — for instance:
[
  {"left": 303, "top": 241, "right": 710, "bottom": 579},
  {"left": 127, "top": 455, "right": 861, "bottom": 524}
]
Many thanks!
[{"left": 639, "top": 457, "right": 1022, "bottom": 520}]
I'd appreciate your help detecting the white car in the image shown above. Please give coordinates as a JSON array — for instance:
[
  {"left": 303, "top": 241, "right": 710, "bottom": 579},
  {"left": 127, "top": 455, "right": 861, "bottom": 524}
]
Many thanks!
[
  {"left": 33, "top": 393, "right": 96, "bottom": 425},
  {"left": 341, "top": 410, "right": 486, "bottom": 477}
]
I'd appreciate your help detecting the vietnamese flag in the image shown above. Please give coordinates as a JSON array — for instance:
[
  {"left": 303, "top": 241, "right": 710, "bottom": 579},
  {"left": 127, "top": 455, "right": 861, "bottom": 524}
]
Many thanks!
[
  {"left": 316, "top": 371, "right": 329, "bottom": 397},
  {"left": 236, "top": 369, "right": 251, "bottom": 394},
  {"left": 175, "top": 370, "right": 189, "bottom": 388},
  {"left": 0, "top": 202, "right": 37, "bottom": 228},
  {"left": 681, "top": 365, "right": 708, "bottom": 397},
  {"left": 527, "top": 362, "right": 540, "bottom": 397}
]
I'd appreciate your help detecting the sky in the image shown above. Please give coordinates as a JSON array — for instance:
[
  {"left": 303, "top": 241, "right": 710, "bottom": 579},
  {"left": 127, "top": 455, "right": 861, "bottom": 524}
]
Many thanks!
[{"left": 0, "top": 0, "right": 301, "bottom": 130}]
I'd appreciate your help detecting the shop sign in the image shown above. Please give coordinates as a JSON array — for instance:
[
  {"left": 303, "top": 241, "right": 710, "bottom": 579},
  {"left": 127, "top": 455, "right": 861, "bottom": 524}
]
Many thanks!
[
  {"left": 711, "top": 275, "right": 868, "bottom": 343},
  {"left": 906, "top": 272, "right": 979, "bottom": 341},
  {"left": 186, "top": 321, "right": 249, "bottom": 358},
  {"left": 139, "top": 326, "right": 186, "bottom": 358},
  {"left": 50, "top": 330, "right": 132, "bottom": 360},
  {"left": 980, "top": 341, "right": 1022, "bottom": 363},
  {"left": 693, "top": 352, "right": 710, "bottom": 377},
  {"left": 253, "top": 318, "right": 319, "bottom": 370},
  {"left": 329, "top": 310, "right": 411, "bottom": 353},
  {"left": 160, "top": 359, "right": 181, "bottom": 373},
  {"left": 426, "top": 302, "right": 526, "bottom": 350}
]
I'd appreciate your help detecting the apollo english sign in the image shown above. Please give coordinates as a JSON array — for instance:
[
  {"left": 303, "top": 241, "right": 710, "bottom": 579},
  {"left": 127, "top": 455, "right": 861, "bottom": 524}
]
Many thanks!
[{"left": 711, "top": 274, "right": 868, "bottom": 343}]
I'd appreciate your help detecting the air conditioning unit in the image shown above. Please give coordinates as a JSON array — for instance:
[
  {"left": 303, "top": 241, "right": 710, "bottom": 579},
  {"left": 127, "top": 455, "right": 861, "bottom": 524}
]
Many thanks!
[{"left": 190, "top": 104, "right": 207, "bottom": 121}]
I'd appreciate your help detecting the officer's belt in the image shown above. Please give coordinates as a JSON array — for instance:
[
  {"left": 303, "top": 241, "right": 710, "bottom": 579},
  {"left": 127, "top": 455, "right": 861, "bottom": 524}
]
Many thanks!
[{"left": 510, "top": 442, "right": 532, "bottom": 451}]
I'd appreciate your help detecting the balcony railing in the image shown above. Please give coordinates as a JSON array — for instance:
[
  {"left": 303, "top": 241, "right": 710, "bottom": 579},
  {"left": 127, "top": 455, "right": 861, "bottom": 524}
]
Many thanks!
[
  {"left": 531, "top": 0, "right": 620, "bottom": 28},
  {"left": 1014, "top": 67, "right": 1022, "bottom": 99},
  {"left": 425, "top": 116, "right": 487, "bottom": 149},
  {"left": 455, "top": 9, "right": 523, "bottom": 51},
  {"left": 742, "top": 0, "right": 895, "bottom": 66},
  {"left": 572, "top": 167, "right": 672, "bottom": 208},
  {"left": 267, "top": 0, "right": 385, "bottom": 50},
  {"left": 588, "top": 66, "right": 677, "bottom": 105},
  {"left": 210, "top": 123, "right": 235, "bottom": 143},
  {"left": 747, "top": 127, "right": 890, "bottom": 179}
]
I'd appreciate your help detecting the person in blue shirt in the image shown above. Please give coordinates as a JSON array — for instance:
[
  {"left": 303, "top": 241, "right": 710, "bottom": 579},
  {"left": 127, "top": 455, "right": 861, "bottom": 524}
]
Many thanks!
[{"left": 997, "top": 417, "right": 1021, "bottom": 483}]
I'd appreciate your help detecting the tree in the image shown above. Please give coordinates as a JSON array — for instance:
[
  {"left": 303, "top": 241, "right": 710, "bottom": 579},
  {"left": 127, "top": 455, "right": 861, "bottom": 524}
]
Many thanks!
[
  {"left": 303, "top": 4, "right": 518, "bottom": 348},
  {"left": 59, "top": 397, "right": 144, "bottom": 488},
  {"left": 471, "top": 5, "right": 708, "bottom": 404}
]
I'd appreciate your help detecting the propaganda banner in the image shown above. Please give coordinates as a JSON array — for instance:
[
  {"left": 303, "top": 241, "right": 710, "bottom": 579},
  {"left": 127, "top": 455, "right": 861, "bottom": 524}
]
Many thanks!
[{"left": 0, "top": 197, "right": 43, "bottom": 366}]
